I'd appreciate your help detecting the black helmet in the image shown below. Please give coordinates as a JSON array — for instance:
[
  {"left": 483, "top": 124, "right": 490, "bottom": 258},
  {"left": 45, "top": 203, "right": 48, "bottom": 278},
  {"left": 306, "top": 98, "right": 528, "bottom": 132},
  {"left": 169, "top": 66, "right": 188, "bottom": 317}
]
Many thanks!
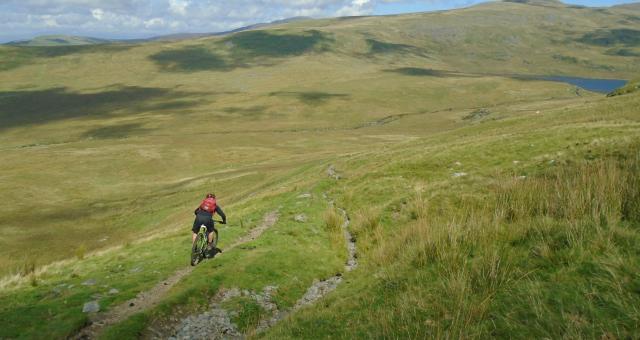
[{"left": 206, "top": 193, "right": 215, "bottom": 198}]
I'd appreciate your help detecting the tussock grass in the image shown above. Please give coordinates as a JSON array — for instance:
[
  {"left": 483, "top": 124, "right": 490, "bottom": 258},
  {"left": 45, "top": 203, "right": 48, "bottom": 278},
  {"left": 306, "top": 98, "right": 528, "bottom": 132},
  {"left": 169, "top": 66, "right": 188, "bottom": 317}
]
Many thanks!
[
  {"left": 496, "top": 154, "right": 640, "bottom": 225},
  {"left": 324, "top": 208, "right": 346, "bottom": 255},
  {"left": 406, "top": 191, "right": 429, "bottom": 221},
  {"left": 271, "top": 142, "right": 640, "bottom": 339},
  {"left": 350, "top": 207, "right": 383, "bottom": 259},
  {"left": 19, "top": 260, "right": 36, "bottom": 278},
  {"left": 75, "top": 244, "right": 87, "bottom": 260}
]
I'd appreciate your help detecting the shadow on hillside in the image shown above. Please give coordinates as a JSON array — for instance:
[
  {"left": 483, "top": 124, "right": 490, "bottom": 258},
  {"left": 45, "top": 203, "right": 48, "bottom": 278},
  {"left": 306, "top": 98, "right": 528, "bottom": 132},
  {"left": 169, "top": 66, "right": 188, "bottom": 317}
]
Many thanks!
[
  {"left": 605, "top": 48, "right": 640, "bottom": 57},
  {"left": 82, "top": 123, "right": 152, "bottom": 139},
  {"left": 269, "top": 91, "right": 349, "bottom": 105},
  {"left": 366, "top": 39, "right": 426, "bottom": 57},
  {"left": 225, "top": 30, "right": 332, "bottom": 58},
  {"left": 625, "top": 15, "right": 640, "bottom": 22},
  {"left": 149, "top": 30, "right": 332, "bottom": 72},
  {"left": 577, "top": 29, "right": 640, "bottom": 47},
  {"left": 149, "top": 46, "right": 232, "bottom": 72},
  {"left": 0, "top": 85, "right": 205, "bottom": 131},
  {"left": 0, "top": 44, "right": 136, "bottom": 71},
  {"left": 223, "top": 106, "right": 270, "bottom": 117},
  {"left": 385, "top": 67, "right": 479, "bottom": 78},
  {"left": 336, "top": 16, "right": 370, "bottom": 21}
]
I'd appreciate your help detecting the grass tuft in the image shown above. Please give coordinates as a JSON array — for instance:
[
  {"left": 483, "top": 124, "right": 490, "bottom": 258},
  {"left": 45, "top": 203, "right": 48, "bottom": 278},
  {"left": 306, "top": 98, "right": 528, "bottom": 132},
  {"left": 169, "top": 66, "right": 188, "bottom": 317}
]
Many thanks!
[{"left": 75, "top": 244, "right": 87, "bottom": 260}]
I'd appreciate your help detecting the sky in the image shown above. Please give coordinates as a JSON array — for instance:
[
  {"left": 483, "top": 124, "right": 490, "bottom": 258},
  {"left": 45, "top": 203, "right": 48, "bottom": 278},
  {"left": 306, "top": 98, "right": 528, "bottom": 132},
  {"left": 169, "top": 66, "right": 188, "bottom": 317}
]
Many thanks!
[{"left": 0, "top": 0, "right": 637, "bottom": 43}]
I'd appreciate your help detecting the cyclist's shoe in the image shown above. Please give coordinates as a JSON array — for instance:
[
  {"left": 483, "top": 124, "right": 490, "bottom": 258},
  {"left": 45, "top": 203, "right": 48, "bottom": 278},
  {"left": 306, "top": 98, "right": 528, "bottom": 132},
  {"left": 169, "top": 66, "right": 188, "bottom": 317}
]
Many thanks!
[{"left": 215, "top": 247, "right": 223, "bottom": 254}]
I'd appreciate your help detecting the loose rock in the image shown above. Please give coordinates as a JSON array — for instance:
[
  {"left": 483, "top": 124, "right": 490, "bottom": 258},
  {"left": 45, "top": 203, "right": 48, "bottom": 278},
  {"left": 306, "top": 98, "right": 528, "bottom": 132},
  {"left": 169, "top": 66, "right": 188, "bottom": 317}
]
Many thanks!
[
  {"left": 327, "top": 165, "right": 341, "bottom": 180},
  {"left": 294, "top": 214, "right": 307, "bottom": 223},
  {"left": 463, "top": 108, "right": 491, "bottom": 120},
  {"left": 83, "top": 301, "right": 100, "bottom": 313},
  {"left": 82, "top": 279, "right": 97, "bottom": 286}
]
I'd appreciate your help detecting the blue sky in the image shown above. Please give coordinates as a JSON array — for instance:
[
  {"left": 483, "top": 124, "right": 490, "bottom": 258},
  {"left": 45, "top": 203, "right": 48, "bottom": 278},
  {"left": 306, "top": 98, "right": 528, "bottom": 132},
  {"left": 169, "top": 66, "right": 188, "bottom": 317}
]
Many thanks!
[{"left": 0, "top": 0, "right": 637, "bottom": 43}]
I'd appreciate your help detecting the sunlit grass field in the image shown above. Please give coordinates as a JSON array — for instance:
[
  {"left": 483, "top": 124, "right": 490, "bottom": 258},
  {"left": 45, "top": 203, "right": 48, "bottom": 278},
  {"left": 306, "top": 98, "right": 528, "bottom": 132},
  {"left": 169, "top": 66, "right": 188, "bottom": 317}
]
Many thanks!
[{"left": 0, "top": 1, "right": 639, "bottom": 338}]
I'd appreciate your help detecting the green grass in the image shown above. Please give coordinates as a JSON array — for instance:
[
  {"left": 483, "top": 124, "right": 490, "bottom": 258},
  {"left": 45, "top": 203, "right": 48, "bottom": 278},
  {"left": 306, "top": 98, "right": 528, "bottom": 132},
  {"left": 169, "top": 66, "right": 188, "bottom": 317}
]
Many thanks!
[
  {"left": 0, "top": 1, "right": 640, "bottom": 338},
  {"left": 102, "top": 184, "right": 347, "bottom": 338},
  {"left": 264, "top": 96, "right": 640, "bottom": 339},
  {"left": 223, "top": 296, "right": 269, "bottom": 333}
]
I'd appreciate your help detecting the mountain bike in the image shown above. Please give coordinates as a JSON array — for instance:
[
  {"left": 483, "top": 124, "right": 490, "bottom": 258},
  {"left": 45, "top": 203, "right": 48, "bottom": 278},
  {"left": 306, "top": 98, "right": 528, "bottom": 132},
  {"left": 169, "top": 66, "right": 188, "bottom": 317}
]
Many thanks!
[{"left": 191, "top": 221, "right": 222, "bottom": 266}]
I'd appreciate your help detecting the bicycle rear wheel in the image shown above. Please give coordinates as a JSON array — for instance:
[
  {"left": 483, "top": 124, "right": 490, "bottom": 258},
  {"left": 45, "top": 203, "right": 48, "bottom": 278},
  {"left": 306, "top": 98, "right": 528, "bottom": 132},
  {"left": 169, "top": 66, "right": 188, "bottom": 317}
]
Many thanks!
[{"left": 191, "top": 232, "right": 207, "bottom": 266}]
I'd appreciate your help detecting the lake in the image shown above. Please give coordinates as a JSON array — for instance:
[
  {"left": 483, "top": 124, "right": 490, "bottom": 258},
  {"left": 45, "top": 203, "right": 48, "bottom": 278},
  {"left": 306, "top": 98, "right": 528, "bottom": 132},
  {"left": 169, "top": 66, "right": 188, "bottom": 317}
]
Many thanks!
[{"left": 539, "top": 76, "right": 627, "bottom": 94}]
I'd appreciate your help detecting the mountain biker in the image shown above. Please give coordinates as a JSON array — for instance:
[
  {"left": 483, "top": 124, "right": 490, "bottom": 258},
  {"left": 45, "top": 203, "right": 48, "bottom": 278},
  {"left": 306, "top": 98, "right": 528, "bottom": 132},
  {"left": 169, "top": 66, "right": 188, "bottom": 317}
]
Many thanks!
[{"left": 193, "top": 193, "right": 226, "bottom": 253}]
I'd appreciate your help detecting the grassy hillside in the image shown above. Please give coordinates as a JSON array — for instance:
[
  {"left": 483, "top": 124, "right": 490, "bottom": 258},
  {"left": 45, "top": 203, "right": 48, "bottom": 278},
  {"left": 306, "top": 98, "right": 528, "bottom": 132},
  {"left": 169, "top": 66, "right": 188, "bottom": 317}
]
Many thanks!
[
  {"left": 608, "top": 78, "right": 640, "bottom": 96},
  {"left": 0, "top": 1, "right": 639, "bottom": 338}
]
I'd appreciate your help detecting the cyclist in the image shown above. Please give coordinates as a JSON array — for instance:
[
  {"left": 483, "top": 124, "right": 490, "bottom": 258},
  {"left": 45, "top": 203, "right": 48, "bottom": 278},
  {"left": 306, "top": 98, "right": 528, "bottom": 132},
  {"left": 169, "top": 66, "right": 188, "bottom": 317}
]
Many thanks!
[{"left": 193, "top": 193, "right": 226, "bottom": 253}]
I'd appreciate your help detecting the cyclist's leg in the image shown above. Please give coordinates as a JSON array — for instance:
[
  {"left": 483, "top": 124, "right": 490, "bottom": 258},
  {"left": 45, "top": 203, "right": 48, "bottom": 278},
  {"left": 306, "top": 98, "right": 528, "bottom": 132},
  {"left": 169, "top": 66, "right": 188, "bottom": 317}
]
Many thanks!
[
  {"left": 210, "top": 226, "right": 219, "bottom": 247},
  {"left": 191, "top": 221, "right": 199, "bottom": 245},
  {"left": 206, "top": 221, "right": 215, "bottom": 248}
]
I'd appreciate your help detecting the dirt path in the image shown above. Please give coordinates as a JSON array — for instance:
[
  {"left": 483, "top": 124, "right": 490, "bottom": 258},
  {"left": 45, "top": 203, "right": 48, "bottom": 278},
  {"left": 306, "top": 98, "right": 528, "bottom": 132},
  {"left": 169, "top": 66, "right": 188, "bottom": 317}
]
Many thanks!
[
  {"left": 166, "top": 195, "right": 358, "bottom": 339},
  {"left": 289, "top": 202, "right": 357, "bottom": 311},
  {"left": 74, "top": 211, "right": 279, "bottom": 339}
]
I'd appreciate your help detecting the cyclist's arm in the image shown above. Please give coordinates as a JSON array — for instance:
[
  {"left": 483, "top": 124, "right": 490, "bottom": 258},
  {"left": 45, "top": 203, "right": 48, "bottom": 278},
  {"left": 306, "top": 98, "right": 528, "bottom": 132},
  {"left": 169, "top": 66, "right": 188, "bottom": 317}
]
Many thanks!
[{"left": 215, "top": 206, "right": 227, "bottom": 224}]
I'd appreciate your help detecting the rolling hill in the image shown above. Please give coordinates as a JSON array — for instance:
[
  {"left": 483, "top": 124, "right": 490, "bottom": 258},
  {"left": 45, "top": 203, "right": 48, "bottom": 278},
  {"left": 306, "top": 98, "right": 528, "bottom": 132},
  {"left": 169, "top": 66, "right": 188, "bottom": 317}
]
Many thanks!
[
  {"left": 6, "top": 35, "right": 113, "bottom": 46},
  {"left": 0, "top": 1, "right": 639, "bottom": 338}
]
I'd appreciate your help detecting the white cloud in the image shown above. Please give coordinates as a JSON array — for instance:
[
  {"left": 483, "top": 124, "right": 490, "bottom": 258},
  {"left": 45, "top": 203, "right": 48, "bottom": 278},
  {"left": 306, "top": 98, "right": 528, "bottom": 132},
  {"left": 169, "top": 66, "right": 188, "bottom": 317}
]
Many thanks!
[
  {"left": 41, "top": 14, "right": 59, "bottom": 27},
  {"left": 144, "top": 17, "right": 165, "bottom": 28},
  {"left": 168, "top": 0, "right": 189, "bottom": 16},
  {"left": 335, "top": 0, "right": 373, "bottom": 16},
  {"left": 91, "top": 8, "right": 103, "bottom": 20}
]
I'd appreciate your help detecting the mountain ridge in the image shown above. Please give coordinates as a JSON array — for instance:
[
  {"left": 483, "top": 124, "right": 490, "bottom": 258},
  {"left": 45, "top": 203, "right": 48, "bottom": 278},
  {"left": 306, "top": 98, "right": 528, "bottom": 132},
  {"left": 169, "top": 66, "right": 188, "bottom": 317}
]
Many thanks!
[{"left": 4, "top": 17, "right": 313, "bottom": 46}]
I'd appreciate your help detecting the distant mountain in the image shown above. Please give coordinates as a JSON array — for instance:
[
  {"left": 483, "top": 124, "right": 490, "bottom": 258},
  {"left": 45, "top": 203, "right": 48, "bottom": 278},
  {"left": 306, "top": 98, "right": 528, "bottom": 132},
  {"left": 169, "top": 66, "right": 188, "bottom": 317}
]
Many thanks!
[
  {"left": 145, "top": 16, "right": 311, "bottom": 42},
  {"left": 3, "top": 17, "right": 312, "bottom": 45},
  {"left": 502, "top": 0, "right": 564, "bottom": 6},
  {"left": 6, "top": 35, "right": 112, "bottom": 46},
  {"left": 612, "top": 2, "right": 640, "bottom": 12}
]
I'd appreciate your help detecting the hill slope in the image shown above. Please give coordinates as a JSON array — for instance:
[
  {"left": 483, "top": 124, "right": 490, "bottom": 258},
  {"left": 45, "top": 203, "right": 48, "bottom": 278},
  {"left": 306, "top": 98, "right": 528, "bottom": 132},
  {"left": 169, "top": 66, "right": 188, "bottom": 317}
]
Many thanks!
[{"left": 0, "top": 1, "right": 639, "bottom": 339}]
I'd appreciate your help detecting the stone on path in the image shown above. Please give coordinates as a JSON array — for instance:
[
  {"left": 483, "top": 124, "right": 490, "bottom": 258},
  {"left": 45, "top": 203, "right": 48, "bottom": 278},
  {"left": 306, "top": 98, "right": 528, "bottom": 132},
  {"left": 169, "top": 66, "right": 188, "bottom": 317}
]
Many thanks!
[
  {"left": 327, "top": 165, "right": 341, "bottom": 180},
  {"left": 83, "top": 301, "right": 100, "bottom": 313}
]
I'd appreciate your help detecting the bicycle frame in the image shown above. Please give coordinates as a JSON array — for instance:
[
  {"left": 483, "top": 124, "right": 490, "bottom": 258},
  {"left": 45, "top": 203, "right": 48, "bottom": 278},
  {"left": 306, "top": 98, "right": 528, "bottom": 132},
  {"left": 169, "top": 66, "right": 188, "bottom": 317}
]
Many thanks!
[{"left": 197, "top": 225, "right": 208, "bottom": 249}]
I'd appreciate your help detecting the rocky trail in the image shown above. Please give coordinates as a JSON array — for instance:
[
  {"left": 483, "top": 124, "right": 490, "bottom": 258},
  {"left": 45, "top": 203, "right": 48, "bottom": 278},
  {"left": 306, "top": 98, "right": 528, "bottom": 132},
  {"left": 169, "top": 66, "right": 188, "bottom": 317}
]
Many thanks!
[
  {"left": 163, "top": 192, "right": 358, "bottom": 339},
  {"left": 74, "top": 211, "right": 279, "bottom": 339}
]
